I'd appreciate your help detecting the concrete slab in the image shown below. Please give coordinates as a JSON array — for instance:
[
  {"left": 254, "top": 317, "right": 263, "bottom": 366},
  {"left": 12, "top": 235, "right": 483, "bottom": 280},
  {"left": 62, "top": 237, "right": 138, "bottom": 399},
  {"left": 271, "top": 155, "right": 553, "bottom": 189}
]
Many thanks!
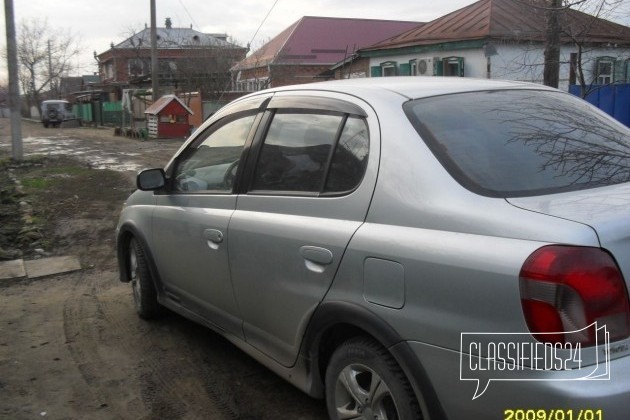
[
  {"left": 0, "top": 259, "right": 26, "bottom": 280},
  {"left": 24, "top": 256, "right": 82, "bottom": 279}
]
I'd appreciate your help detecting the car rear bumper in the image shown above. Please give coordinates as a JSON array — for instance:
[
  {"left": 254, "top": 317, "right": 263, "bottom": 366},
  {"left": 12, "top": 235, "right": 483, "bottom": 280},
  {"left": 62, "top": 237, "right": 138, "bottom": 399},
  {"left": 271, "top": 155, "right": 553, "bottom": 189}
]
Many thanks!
[{"left": 407, "top": 340, "right": 630, "bottom": 420}]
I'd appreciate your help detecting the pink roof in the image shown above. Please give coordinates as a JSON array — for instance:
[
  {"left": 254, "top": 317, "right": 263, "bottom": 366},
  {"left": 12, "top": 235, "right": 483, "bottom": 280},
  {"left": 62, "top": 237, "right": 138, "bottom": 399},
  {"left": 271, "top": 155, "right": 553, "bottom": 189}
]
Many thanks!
[{"left": 234, "top": 16, "right": 422, "bottom": 70}]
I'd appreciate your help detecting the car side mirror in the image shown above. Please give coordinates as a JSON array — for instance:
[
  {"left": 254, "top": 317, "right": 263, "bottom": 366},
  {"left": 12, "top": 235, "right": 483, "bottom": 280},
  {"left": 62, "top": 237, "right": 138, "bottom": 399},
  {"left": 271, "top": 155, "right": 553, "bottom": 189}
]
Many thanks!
[{"left": 137, "top": 168, "right": 166, "bottom": 191}]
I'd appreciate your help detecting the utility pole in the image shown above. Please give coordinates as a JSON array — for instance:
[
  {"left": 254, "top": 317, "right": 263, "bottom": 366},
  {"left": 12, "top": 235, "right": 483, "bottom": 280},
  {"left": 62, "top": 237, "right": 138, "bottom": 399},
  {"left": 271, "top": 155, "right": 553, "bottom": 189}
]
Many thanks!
[
  {"left": 543, "top": 0, "right": 562, "bottom": 88},
  {"left": 4, "top": 0, "right": 23, "bottom": 161},
  {"left": 48, "top": 40, "right": 55, "bottom": 97},
  {"left": 150, "top": 0, "right": 159, "bottom": 101}
]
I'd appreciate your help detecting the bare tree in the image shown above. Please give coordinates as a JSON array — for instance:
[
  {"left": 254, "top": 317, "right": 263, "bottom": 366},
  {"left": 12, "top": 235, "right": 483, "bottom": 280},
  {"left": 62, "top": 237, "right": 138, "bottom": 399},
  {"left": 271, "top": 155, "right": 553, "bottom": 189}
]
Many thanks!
[
  {"left": 113, "top": 26, "right": 246, "bottom": 102},
  {"left": 543, "top": 0, "right": 563, "bottom": 88},
  {"left": 231, "top": 37, "right": 278, "bottom": 93},
  {"left": 557, "top": 0, "right": 630, "bottom": 96},
  {"left": 16, "top": 18, "right": 81, "bottom": 116},
  {"left": 499, "top": 90, "right": 630, "bottom": 185},
  {"left": 492, "top": 1, "right": 628, "bottom": 92},
  {"left": 163, "top": 38, "right": 246, "bottom": 101}
]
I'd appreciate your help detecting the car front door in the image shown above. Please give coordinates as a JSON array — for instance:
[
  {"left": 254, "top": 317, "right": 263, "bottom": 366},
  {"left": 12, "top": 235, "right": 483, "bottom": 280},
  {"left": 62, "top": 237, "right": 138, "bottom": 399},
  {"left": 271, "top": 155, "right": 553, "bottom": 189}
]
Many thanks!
[
  {"left": 151, "top": 108, "right": 261, "bottom": 336},
  {"left": 229, "top": 92, "right": 379, "bottom": 366}
]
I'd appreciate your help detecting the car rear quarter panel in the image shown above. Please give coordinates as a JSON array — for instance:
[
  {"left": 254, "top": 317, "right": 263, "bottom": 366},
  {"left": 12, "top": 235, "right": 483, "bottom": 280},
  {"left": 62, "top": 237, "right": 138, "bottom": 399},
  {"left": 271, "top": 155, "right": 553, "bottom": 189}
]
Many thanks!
[
  {"left": 408, "top": 340, "right": 630, "bottom": 420},
  {"left": 324, "top": 101, "right": 602, "bottom": 352},
  {"left": 509, "top": 184, "right": 630, "bottom": 299}
]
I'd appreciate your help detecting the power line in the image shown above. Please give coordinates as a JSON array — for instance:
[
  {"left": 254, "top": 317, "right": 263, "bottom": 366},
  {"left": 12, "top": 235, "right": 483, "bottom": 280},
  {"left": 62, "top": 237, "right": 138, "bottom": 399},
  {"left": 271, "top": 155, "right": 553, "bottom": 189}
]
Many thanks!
[
  {"left": 218, "top": 0, "right": 280, "bottom": 103},
  {"left": 177, "top": 0, "right": 279, "bottom": 45},
  {"left": 178, "top": 0, "right": 199, "bottom": 29},
  {"left": 250, "top": 0, "right": 279, "bottom": 46}
]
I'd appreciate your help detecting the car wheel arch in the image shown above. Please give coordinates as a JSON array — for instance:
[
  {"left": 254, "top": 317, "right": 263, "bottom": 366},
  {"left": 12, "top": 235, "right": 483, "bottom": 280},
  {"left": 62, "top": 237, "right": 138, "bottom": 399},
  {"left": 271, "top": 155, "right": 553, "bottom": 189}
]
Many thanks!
[
  {"left": 117, "top": 224, "right": 163, "bottom": 295},
  {"left": 300, "top": 300, "right": 448, "bottom": 419}
]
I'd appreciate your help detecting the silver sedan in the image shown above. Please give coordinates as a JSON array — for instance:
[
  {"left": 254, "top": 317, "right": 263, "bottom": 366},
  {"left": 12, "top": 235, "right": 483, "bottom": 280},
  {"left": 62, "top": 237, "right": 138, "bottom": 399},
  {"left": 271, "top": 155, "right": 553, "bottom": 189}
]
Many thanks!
[{"left": 117, "top": 77, "right": 630, "bottom": 419}]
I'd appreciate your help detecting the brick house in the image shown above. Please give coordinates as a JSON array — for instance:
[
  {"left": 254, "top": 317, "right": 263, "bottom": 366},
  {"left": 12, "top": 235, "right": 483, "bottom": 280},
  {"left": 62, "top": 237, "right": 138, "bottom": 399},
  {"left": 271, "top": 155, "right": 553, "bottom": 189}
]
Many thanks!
[
  {"left": 96, "top": 18, "right": 248, "bottom": 100},
  {"left": 231, "top": 16, "right": 422, "bottom": 92}
]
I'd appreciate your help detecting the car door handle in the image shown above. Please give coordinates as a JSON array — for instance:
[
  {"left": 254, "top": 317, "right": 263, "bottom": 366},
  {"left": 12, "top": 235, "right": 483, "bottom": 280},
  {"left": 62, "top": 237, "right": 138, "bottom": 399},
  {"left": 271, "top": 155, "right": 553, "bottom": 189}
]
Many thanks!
[
  {"left": 300, "top": 246, "right": 333, "bottom": 273},
  {"left": 203, "top": 229, "right": 223, "bottom": 250}
]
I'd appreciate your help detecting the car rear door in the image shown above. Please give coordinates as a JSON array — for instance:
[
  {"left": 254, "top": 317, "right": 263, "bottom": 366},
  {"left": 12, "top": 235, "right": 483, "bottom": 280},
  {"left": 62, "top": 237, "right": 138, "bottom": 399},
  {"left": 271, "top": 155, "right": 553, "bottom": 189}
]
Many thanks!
[{"left": 228, "top": 92, "right": 380, "bottom": 366}]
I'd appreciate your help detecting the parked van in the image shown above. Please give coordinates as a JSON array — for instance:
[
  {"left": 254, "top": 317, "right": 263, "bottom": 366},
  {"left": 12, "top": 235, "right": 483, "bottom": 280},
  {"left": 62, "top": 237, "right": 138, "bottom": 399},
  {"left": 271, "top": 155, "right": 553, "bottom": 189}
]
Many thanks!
[{"left": 41, "top": 100, "right": 76, "bottom": 128}]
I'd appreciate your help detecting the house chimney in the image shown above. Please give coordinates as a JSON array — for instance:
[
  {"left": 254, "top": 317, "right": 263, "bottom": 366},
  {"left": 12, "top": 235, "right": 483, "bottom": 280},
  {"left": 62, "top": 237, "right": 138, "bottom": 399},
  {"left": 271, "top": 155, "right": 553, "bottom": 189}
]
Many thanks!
[{"left": 165, "top": 17, "right": 172, "bottom": 29}]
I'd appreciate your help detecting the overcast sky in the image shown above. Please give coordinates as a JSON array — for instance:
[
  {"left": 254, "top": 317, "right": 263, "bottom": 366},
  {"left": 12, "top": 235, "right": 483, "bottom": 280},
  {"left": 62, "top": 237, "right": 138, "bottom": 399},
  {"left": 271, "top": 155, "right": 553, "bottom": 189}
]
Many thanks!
[
  {"left": 2, "top": 0, "right": 630, "bottom": 79},
  {"left": 0, "top": 0, "right": 480, "bottom": 78}
]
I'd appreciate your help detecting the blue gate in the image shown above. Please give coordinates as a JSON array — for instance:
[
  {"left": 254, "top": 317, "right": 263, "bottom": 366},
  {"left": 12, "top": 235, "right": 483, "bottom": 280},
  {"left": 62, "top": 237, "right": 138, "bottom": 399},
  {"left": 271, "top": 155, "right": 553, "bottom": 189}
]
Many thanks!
[{"left": 569, "top": 84, "right": 630, "bottom": 127}]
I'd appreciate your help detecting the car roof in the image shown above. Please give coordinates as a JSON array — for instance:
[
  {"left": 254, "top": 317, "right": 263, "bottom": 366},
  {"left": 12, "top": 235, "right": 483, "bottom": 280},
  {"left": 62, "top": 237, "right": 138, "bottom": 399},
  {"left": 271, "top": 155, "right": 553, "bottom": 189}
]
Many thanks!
[{"left": 264, "top": 76, "right": 556, "bottom": 100}]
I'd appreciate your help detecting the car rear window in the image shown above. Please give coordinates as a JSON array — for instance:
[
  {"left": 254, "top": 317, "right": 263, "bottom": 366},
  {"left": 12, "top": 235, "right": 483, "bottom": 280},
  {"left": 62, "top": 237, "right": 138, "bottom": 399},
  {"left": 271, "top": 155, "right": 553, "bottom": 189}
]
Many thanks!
[{"left": 404, "top": 90, "right": 630, "bottom": 197}]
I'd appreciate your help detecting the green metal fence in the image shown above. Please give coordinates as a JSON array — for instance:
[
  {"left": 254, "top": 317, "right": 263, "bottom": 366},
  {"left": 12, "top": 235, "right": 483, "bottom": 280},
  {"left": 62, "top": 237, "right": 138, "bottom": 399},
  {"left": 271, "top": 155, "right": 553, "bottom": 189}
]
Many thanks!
[
  {"left": 73, "top": 103, "right": 93, "bottom": 121},
  {"left": 102, "top": 102, "right": 130, "bottom": 126},
  {"left": 73, "top": 101, "right": 131, "bottom": 126}
]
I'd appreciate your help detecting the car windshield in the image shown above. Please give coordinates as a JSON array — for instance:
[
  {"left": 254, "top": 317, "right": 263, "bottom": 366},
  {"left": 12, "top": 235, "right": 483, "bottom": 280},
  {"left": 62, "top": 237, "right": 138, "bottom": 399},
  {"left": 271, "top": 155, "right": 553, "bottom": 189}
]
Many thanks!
[
  {"left": 404, "top": 89, "right": 630, "bottom": 197},
  {"left": 45, "top": 102, "right": 70, "bottom": 110}
]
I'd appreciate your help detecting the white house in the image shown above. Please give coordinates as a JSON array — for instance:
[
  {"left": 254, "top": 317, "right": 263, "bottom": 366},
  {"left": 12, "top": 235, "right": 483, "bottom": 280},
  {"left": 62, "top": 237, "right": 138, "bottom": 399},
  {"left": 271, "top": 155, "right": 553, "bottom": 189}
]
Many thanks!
[{"left": 355, "top": 0, "right": 630, "bottom": 92}]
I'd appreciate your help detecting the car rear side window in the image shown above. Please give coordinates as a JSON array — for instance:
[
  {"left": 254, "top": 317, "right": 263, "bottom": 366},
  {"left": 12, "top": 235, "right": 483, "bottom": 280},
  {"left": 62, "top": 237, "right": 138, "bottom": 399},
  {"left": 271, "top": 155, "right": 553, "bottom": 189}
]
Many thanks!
[
  {"left": 251, "top": 112, "right": 369, "bottom": 195},
  {"left": 404, "top": 90, "right": 630, "bottom": 197},
  {"left": 324, "top": 116, "right": 369, "bottom": 193}
]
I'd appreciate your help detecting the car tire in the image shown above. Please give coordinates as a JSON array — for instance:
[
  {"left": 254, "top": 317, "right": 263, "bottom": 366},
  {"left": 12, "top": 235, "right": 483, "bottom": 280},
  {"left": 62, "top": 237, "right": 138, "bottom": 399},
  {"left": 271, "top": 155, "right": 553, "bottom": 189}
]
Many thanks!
[
  {"left": 325, "top": 337, "right": 422, "bottom": 420},
  {"left": 129, "top": 238, "right": 161, "bottom": 319}
]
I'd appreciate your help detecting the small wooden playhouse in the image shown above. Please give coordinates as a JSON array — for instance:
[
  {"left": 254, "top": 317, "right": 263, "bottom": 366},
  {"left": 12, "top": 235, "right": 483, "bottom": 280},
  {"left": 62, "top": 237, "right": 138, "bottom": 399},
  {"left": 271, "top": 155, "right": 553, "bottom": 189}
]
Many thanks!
[{"left": 144, "top": 95, "right": 194, "bottom": 139}]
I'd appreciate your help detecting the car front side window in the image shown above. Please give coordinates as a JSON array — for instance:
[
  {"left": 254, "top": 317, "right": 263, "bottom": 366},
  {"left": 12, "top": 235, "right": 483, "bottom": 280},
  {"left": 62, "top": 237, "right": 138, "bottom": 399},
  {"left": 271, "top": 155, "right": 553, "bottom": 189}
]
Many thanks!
[{"left": 172, "top": 113, "right": 256, "bottom": 192}]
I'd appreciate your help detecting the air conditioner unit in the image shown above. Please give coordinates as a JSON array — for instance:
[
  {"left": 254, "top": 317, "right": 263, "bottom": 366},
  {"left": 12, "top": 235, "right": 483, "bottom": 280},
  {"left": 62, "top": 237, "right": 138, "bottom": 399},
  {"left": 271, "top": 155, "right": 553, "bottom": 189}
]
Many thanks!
[{"left": 417, "top": 57, "right": 438, "bottom": 76}]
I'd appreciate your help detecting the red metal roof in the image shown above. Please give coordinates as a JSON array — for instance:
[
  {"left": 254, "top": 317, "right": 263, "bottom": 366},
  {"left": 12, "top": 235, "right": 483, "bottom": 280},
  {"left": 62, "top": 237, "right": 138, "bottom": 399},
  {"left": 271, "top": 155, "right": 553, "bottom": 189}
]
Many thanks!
[
  {"left": 233, "top": 16, "right": 422, "bottom": 70},
  {"left": 145, "top": 95, "right": 193, "bottom": 115},
  {"left": 364, "top": 0, "right": 630, "bottom": 51}
]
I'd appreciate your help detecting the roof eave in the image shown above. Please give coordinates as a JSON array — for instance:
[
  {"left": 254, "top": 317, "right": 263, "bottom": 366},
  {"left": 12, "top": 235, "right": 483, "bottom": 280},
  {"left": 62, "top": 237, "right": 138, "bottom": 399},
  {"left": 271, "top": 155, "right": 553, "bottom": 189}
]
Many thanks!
[{"left": 360, "top": 38, "right": 489, "bottom": 57}]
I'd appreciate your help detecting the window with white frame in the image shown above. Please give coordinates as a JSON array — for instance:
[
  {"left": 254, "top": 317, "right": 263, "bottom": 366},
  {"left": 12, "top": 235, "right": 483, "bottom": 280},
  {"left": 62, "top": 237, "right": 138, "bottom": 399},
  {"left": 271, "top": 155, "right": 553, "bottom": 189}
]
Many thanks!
[
  {"left": 443, "top": 56, "right": 464, "bottom": 77},
  {"left": 381, "top": 61, "right": 397, "bottom": 77},
  {"left": 596, "top": 57, "right": 614, "bottom": 85},
  {"left": 409, "top": 59, "right": 418, "bottom": 76},
  {"left": 105, "top": 62, "right": 114, "bottom": 79},
  {"left": 235, "top": 77, "right": 269, "bottom": 92}
]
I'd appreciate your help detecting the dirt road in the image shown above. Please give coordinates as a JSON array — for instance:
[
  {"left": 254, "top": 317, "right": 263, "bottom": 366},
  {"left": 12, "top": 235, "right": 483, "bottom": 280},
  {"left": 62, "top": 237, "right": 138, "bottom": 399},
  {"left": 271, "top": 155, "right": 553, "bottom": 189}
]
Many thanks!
[{"left": 0, "top": 120, "right": 327, "bottom": 419}]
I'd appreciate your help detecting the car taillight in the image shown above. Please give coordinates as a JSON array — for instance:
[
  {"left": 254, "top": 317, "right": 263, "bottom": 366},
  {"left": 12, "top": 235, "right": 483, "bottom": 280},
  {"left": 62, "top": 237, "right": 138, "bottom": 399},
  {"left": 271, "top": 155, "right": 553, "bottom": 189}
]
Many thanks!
[{"left": 520, "top": 245, "right": 630, "bottom": 346}]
